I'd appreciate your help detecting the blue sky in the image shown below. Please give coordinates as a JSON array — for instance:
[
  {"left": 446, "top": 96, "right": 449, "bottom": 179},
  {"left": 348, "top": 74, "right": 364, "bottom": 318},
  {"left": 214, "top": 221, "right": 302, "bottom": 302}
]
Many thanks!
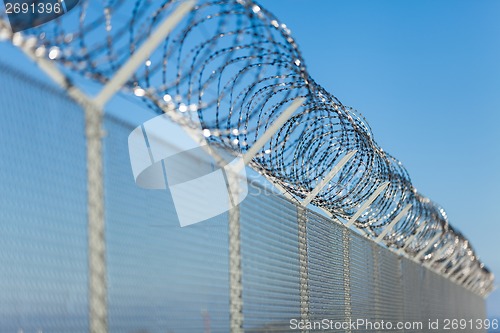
[{"left": 256, "top": 0, "right": 500, "bottom": 316}]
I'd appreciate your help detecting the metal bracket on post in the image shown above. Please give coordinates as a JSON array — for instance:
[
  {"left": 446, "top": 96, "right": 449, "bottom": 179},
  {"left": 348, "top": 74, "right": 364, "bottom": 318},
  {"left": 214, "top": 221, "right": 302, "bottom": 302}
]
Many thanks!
[
  {"left": 398, "top": 223, "right": 425, "bottom": 256},
  {"left": 425, "top": 241, "right": 452, "bottom": 268},
  {"left": 436, "top": 240, "right": 459, "bottom": 272},
  {"left": 445, "top": 255, "right": 468, "bottom": 279},
  {"left": 456, "top": 260, "right": 475, "bottom": 285},
  {"left": 437, "top": 253, "right": 455, "bottom": 272},
  {"left": 469, "top": 276, "right": 481, "bottom": 290},
  {"left": 375, "top": 204, "right": 412, "bottom": 243},
  {"left": 463, "top": 270, "right": 480, "bottom": 290},
  {"left": 242, "top": 98, "right": 305, "bottom": 165},
  {"left": 453, "top": 258, "right": 475, "bottom": 284},
  {"left": 345, "top": 182, "right": 390, "bottom": 228},
  {"left": 414, "top": 234, "right": 441, "bottom": 261},
  {"left": 301, "top": 150, "right": 357, "bottom": 207}
]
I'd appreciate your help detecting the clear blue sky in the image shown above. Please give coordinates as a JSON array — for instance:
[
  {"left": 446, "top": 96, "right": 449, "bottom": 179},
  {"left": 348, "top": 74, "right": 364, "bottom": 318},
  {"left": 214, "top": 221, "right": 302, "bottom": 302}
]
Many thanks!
[{"left": 256, "top": 0, "right": 500, "bottom": 316}]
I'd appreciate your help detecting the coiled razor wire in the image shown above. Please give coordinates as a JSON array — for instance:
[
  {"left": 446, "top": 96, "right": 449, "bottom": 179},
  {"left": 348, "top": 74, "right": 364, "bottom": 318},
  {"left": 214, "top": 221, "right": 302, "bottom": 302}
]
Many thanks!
[{"left": 0, "top": 0, "right": 493, "bottom": 293}]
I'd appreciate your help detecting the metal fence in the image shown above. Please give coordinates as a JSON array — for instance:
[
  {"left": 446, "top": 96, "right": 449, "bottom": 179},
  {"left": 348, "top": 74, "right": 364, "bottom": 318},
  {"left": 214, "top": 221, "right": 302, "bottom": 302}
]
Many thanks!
[
  {"left": 0, "top": 0, "right": 493, "bottom": 294},
  {"left": 0, "top": 60, "right": 488, "bottom": 333}
]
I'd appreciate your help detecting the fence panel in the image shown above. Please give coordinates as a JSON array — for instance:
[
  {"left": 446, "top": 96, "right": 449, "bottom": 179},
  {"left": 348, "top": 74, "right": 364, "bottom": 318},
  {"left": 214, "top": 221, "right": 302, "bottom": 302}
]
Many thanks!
[
  {"left": 239, "top": 182, "right": 301, "bottom": 332},
  {"left": 103, "top": 116, "right": 231, "bottom": 333},
  {"left": 0, "top": 63, "right": 88, "bottom": 332},
  {"left": 306, "top": 210, "right": 346, "bottom": 329}
]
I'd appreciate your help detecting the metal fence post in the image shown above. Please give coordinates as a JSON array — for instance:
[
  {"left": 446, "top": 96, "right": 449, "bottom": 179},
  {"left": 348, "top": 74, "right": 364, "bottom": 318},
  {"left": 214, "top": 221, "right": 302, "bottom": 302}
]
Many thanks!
[
  {"left": 297, "top": 206, "right": 310, "bottom": 332},
  {"left": 297, "top": 150, "right": 357, "bottom": 331},
  {"left": 342, "top": 227, "right": 352, "bottom": 333},
  {"left": 345, "top": 182, "right": 390, "bottom": 228},
  {"left": 84, "top": 103, "right": 108, "bottom": 333},
  {"left": 228, "top": 204, "right": 244, "bottom": 333}
]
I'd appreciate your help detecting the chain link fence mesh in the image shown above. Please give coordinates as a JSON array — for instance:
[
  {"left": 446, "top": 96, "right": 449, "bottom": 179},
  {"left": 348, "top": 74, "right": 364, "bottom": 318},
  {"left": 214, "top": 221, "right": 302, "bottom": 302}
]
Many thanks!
[{"left": 0, "top": 62, "right": 88, "bottom": 332}]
